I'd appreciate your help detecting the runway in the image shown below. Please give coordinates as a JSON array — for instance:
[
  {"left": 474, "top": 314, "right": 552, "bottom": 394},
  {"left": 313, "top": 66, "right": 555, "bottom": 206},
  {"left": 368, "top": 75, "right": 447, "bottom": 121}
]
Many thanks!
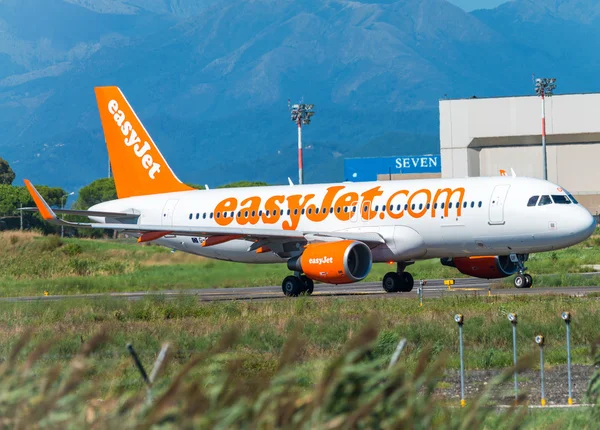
[{"left": 2, "top": 276, "right": 600, "bottom": 303}]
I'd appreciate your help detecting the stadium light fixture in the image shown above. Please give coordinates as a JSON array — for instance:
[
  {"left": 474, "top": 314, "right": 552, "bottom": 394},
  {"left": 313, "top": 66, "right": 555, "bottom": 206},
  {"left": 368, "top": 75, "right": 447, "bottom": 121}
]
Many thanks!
[{"left": 288, "top": 100, "right": 315, "bottom": 185}]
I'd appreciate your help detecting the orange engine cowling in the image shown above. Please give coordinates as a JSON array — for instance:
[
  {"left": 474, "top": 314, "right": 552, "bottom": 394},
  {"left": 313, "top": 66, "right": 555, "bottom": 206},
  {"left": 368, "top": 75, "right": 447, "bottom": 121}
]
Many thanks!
[
  {"left": 287, "top": 240, "right": 372, "bottom": 284},
  {"left": 441, "top": 256, "right": 520, "bottom": 279}
]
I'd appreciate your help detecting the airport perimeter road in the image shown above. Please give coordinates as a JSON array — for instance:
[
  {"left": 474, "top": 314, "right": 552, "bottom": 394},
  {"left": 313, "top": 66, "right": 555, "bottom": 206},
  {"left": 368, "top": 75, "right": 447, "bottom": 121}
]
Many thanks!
[{"left": 2, "top": 277, "right": 600, "bottom": 303}]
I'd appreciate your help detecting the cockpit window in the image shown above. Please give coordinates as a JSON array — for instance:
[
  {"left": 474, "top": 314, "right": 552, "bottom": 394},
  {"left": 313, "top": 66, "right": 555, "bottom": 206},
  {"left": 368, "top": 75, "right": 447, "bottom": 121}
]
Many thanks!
[
  {"left": 552, "top": 195, "right": 571, "bottom": 204},
  {"left": 527, "top": 196, "right": 539, "bottom": 207},
  {"left": 538, "top": 195, "right": 552, "bottom": 206},
  {"left": 568, "top": 194, "right": 578, "bottom": 204}
]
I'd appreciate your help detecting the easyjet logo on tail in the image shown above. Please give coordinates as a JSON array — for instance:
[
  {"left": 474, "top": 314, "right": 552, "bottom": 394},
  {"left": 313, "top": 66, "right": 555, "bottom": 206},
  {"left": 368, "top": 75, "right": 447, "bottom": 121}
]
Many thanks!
[{"left": 108, "top": 100, "right": 161, "bottom": 179}]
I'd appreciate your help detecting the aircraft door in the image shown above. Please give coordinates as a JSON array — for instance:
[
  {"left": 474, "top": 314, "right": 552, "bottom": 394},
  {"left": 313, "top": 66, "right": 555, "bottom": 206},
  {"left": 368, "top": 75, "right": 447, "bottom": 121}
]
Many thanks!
[
  {"left": 488, "top": 185, "right": 510, "bottom": 225},
  {"left": 162, "top": 199, "right": 179, "bottom": 226}
]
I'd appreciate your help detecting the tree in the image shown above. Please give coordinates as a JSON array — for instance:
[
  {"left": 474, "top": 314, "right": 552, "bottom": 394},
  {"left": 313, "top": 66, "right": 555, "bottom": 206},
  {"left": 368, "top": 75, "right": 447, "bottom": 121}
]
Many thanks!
[
  {"left": 74, "top": 178, "right": 117, "bottom": 210},
  {"left": 0, "top": 157, "right": 15, "bottom": 185}
]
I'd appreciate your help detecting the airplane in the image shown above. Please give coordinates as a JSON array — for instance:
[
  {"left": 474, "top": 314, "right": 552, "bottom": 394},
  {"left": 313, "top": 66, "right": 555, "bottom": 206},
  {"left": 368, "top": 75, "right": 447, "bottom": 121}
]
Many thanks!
[{"left": 23, "top": 86, "right": 596, "bottom": 296}]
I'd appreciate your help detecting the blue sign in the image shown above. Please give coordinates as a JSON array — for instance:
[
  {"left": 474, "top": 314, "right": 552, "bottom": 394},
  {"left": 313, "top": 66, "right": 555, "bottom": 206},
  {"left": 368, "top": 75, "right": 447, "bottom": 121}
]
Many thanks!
[{"left": 344, "top": 155, "right": 441, "bottom": 181}]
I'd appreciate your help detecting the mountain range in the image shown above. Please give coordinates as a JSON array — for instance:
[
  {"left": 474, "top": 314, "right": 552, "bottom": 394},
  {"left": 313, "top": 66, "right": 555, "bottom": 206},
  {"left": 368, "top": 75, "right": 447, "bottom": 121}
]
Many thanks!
[{"left": 0, "top": 0, "right": 599, "bottom": 191}]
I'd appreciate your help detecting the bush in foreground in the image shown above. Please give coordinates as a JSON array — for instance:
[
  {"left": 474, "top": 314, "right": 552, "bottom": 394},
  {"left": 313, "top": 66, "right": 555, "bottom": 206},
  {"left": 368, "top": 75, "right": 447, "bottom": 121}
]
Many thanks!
[{"left": 0, "top": 324, "right": 555, "bottom": 429}]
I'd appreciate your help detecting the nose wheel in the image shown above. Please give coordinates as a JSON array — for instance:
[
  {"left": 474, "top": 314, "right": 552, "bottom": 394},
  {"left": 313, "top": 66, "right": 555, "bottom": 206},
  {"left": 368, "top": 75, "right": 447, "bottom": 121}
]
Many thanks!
[{"left": 514, "top": 273, "right": 533, "bottom": 289}]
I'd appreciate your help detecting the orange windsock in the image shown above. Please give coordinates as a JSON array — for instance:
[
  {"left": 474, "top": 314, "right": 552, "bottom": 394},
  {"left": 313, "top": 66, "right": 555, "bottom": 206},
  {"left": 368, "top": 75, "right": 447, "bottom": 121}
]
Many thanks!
[{"left": 94, "top": 86, "right": 194, "bottom": 199}]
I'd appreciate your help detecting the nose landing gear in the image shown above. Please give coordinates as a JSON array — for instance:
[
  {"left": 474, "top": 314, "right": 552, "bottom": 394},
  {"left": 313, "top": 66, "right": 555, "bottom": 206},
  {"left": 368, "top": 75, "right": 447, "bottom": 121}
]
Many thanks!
[
  {"left": 382, "top": 262, "right": 414, "bottom": 293},
  {"left": 512, "top": 255, "right": 532, "bottom": 288},
  {"left": 282, "top": 274, "right": 314, "bottom": 297}
]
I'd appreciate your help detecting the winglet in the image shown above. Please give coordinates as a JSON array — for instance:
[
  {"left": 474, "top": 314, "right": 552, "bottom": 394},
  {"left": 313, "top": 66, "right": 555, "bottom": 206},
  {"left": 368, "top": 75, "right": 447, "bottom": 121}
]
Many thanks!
[{"left": 23, "top": 180, "right": 57, "bottom": 221}]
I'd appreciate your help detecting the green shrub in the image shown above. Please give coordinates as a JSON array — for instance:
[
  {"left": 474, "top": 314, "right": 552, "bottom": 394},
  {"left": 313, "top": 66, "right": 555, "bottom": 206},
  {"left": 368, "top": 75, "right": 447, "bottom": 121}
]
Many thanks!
[
  {"left": 37, "top": 235, "right": 63, "bottom": 252},
  {"left": 61, "top": 242, "right": 83, "bottom": 256},
  {"left": 102, "top": 261, "right": 126, "bottom": 275},
  {"left": 69, "top": 258, "right": 95, "bottom": 276}
]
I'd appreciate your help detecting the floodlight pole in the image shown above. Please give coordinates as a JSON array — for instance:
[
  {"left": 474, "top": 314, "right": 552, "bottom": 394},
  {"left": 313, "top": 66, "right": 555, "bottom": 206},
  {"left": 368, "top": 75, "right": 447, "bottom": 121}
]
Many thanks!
[
  {"left": 297, "top": 118, "right": 303, "bottom": 185},
  {"left": 289, "top": 101, "right": 315, "bottom": 185},
  {"left": 541, "top": 90, "right": 547, "bottom": 180},
  {"left": 535, "top": 78, "right": 557, "bottom": 181}
]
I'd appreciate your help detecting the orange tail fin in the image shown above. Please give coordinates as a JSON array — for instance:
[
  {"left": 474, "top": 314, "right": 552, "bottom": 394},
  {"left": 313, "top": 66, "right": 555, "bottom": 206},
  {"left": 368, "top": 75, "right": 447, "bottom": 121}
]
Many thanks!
[{"left": 94, "top": 86, "right": 193, "bottom": 198}]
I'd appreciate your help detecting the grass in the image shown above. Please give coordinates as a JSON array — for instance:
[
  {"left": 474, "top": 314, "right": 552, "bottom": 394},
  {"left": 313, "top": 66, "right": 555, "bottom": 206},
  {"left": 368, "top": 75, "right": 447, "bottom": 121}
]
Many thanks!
[
  {"left": 0, "top": 230, "right": 600, "bottom": 297},
  {"left": 0, "top": 294, "right": 598, "bottom": 427}
]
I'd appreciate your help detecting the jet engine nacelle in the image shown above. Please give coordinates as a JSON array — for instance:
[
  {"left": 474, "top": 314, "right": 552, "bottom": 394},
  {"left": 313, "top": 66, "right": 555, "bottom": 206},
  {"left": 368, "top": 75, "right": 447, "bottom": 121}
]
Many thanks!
[
  {"left": 287, "top": 240, "right": 372, "bottom": 284},
  {"left": 441, "top": 255, "right": 521, "bottom": 279}
]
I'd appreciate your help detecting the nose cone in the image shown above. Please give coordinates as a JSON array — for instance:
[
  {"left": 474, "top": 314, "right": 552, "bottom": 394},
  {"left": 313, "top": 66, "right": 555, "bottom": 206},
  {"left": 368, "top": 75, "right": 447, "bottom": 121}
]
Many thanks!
[{"left": 570, "top": 207, "right": 596, "bottom": 243}]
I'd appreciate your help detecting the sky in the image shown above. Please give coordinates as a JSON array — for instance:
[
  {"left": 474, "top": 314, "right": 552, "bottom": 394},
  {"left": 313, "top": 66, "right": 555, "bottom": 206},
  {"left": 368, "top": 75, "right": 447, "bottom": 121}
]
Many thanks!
[{"left": 448, "top": 0, "right": 508, "bottom": 11}]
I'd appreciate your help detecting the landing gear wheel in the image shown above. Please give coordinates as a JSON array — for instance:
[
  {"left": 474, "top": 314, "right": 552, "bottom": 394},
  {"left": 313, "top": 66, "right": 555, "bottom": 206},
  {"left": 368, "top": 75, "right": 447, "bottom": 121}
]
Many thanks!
[
  {"left": 401, "top": 272, "right": 414, "bottom": 292},
  {"left": 383, "top": 272, "right": 402, "bottom": 293},
  {"left": 524, "top": 274, "right": 533, "bottom": 288},
  {"left": 300, "top": 275, "right": 314, "bottom": 295},
  {"left": 514, "top": 274, "right": 527, "bottom": 289},
  {"left": 282, "top": 276, "right": 304, "bottom": 297}
]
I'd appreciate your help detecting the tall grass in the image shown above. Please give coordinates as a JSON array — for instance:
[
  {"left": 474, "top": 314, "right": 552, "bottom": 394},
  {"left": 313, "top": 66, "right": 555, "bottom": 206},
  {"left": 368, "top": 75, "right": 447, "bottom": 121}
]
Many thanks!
[
  {"left": 0, "top": 324, "right": 543, "bottom": 428},
  {"left": 1, "top": 230, "right": 600, "bottom": 297}
]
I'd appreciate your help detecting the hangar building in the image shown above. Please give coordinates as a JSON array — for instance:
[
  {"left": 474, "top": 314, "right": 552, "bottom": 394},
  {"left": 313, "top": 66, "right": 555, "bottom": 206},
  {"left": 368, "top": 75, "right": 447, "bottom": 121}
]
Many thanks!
[{"left": 440, "top": 93, "right": 600, "bottom": 214}]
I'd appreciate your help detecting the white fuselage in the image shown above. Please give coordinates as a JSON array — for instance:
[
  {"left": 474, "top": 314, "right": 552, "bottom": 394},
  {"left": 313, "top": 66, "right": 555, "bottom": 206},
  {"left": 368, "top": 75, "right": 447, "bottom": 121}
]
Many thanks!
[{"left": 91, "top": 176, "right": 596, "bottom": 264}]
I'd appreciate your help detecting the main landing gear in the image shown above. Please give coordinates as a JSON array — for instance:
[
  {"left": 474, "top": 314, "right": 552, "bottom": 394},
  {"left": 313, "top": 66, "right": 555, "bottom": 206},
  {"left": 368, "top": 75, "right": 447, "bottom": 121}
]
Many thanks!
[
  {"left": 512, "top": 254, "right": 533, "bottom": 289},
  {"left": 382, "top": 263, "right": 414, "bottom": 293},
  {"left": 282, "top": 274, "right": 314, "bottom": 297},
  {"left": 513, "top": 273, "right": 533, "bottom": 289}
]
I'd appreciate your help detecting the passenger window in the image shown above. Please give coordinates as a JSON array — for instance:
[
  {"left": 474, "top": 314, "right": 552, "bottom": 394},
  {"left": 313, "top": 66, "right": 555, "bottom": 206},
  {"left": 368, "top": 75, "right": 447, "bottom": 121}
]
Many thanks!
[
  {"left": 449, "top": 202, "right": 453, "bottom": 209},
  {"left": 478, "top": 201, "right": 482, "bottom": 208},
  {"left": 527, "top": 196, "right": 539, "bottom": 207},
  {"left": 203, "top": 213, "right": 206, "bottom": 219},
  {"left": 396, "top": 204, "right": 401, "bottom": 211},
  {"left": 463, "top": 201, "right": 467, "bottom": 209},
  {"left": 441, "top": 203, "right": 445, "bottom": 209},
  {"left": 223, "top": 212, "right": 228, "bottom": 218},
  {"left": 419, "top": 203, "right": 423, "bottom": 210},
  {"left": 188, "top": 213, "right": 192, "bottom": 220},
  {"left": 237, "top": 211, "right": 241, "bottom": 217},
  {"left": 210, "top": 213, "right": 213, "bottom": 219},
  {"left": 404, "top": 204, "right": 408, "bottom": 211},
  {"left": 374, "top": 205, "right": 379, "bottom": 212},
  {"left": 344, "top": 207, "right": 348, "bottom": 213},
  {"left": 434, "top": 203, "right": 438, "bottom": 209},
  {"left": 216, "top": 212, "right": 221, "bottom": 219},
  {"left": 336, "top": 207, "right": 341, "bottom": 213},
  {"left": 411, "top": 204, "right": 415, "bottom": 210},
  {"left": 427, "top": 203, "right": 431, "bottom": 209},
  {"left": 308, "top": 208, "right": 312, "bottom": 214},
  {"left": 552, "top": 195, "right": 571, "bottom": 204},
  {"left": 538, "top": 195, "right": 552, "bottom": 206},
  {"left": 287, "top": 209, "right": 291, "bottom": 215},
  {"left": 330, "top": 207, "right": 333, "bottom": 214},
  {"left": 280, "top": 209, "right": 284, "bottom": 215},
  {"left": 382, "top": 205, "right": 386, "bottom": 211},
  {"left": 294, "top": 209, "right": 298, "bottom": 215},
  {"left": 252, "top": 211, "right": 256, "bottom": 217},
  {"left": 244, "top": 211, "right": 249, "bottom": 217}
]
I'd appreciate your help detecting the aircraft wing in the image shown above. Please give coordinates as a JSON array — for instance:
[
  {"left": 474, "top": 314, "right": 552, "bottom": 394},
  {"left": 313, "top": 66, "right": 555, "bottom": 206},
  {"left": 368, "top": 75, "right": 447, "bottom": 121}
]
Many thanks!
[
  {"left": 19, "top": 207, "right": 140, "bottom": 219},
  {"left": 24, "top": 180, "right": 385, "bottom": 246}
]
